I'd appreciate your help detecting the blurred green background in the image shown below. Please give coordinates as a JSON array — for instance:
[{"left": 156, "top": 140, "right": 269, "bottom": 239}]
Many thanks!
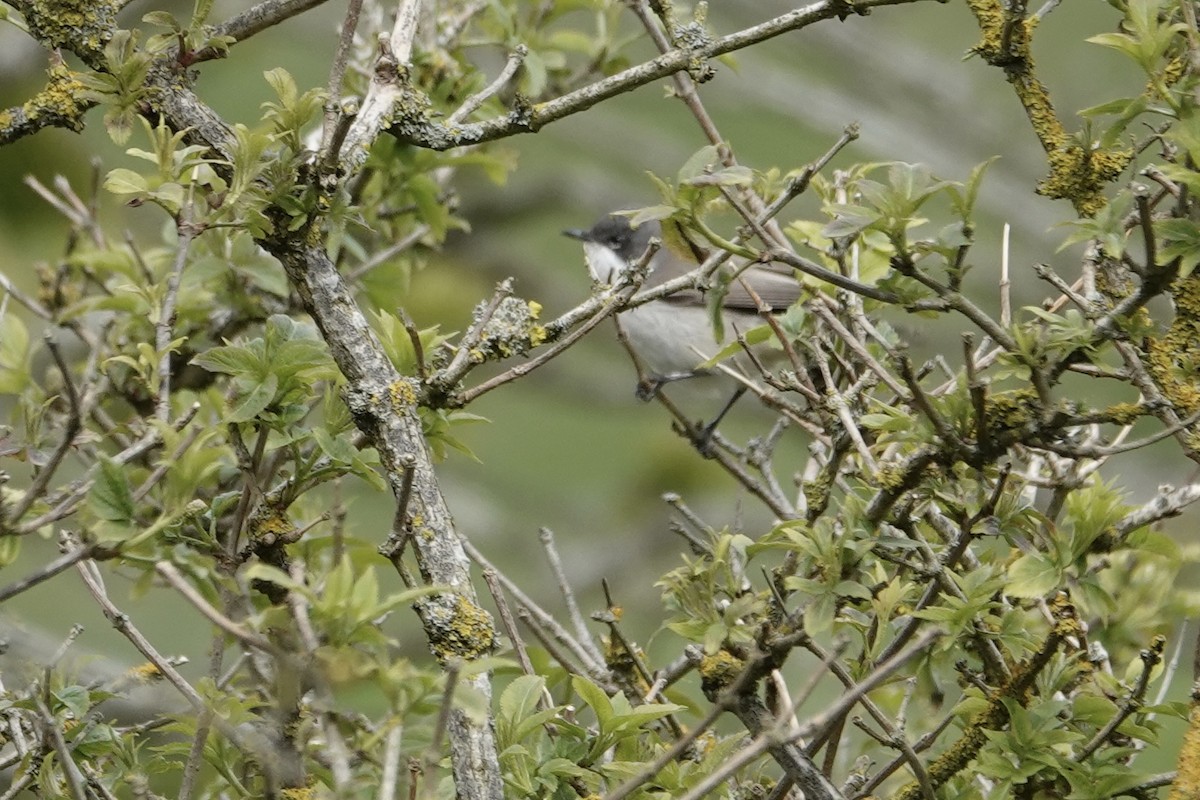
[{"left": 1, "top": 0, "right": 1193, "bottom": 751}]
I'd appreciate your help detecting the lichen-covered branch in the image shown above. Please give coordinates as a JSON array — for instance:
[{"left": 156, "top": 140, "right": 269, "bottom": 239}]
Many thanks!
[
  {"left": 264, "top": 236, "right": 503, "bottom": 798},
  {"left": 0, "top": 63, "right": 93, "bottom": 145},
  {"left": 964, "top": 0, "right": 1131, "bottom": 215}
]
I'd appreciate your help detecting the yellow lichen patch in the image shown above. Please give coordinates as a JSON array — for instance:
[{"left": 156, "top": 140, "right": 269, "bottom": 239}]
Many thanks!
[
  {"left": 389, "top": 377, "right": 418, "bottom": 408},
  {"left": 1039, "top": 146, "right": 1132, "bottom": 217},
  {"left": 1171, "top": 688, "right": 1200, "bottom": 800},
  {"left": 698, "top": 650, "right": 743, "bottom": 694},
  {"left": 25, "top": 64, "right": 90, "bottom": 132},
  {"left": 604, "top": 635, "right": 639, "bottom": 680},
  {"left": 1159, "top": 56, "right": 1186, "bottom": 91},
  {"left": 420, "top": 593, "right": 496, "bottom": 663},
  {"left": 984, "top": 388, "right": 1039, "bottom": 437},
  {"left": 1146, "top": 275, "right": 1200, "bottom": 444},
  {"left": 875, "top": 462, "right": 909, "bottom": 492},
  {"left": 249, "top": 505, "right": 293, "bottom": 544},
  {"left": 279, "top": 787, "right": 314, "bottom": 800},
  {"left": 803, "top": 473, "right": 832, "bottom": 512},
  {"left": 1100, "top": 402, "right": 1143, "bottom": 426},
  {"left": 964, "top": 0, "right": 1129, "bottom": 217},
  {"left": 1048, "top": 592, "right": 1082, "bottom": 639},
  {"left": 25, "top": 0, "right": 117, "bottom": 54}
]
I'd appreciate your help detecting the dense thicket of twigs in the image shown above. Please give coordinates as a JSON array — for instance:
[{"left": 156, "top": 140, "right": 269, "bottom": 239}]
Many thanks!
[{"left": 2, "top": 0, "right": 1200, "bottom": 798}]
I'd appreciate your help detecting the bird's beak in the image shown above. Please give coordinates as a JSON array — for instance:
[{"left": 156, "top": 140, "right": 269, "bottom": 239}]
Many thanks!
[{"left": 562, "top": 228, "right": 588, "bottom": 241}]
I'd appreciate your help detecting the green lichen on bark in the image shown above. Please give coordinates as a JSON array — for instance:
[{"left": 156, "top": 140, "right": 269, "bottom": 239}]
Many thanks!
[
  {"left": 1147, "top": 274, "right": 1200, "bottom": 449},
  {"left": 417, "top": 593, "right": 497, "bottom": 663},
  {"left": 23, "top": 0, "right": 118, "bottom": 58},
  {"left": 965, "top": 0, "right": 1130, "bottom": 216}
]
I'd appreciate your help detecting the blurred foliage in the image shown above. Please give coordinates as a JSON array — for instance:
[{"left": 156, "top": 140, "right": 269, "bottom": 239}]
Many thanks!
[{"left": 1, "top": 0, "right": 1200, "bottom": 799}]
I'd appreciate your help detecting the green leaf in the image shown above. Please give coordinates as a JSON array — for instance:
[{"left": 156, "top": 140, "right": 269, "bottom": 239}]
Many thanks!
[
  {"left": 500, "top": 674, "right": 546, "bottom": 725},
  {"left": 142, "top": 10, "right": 181, "bottom": 30},
  {"left": 104, "top": 167, "right": 150, "bottom": 195},
  {"left": 521, "top": 49, "right": 547, "bottom": 97},
  {"left": 949, "top": 156, "right": 998, "bottom": 221},
  {"left": 1005, "top": 552, "right": 1059, "bottom": 598},
  {"left": 192, "top": 345, "right": 262, "bottom": 379},
  {"left": 684, "top": 165, "right": 754, "bottom": 187},
  {"left": 90, "top": 456, "right": 135, "bottom": 524},
  {"left": 263, "top": 67, "right": 298, "bottom": 107},
  {"left": 241, "top": 562, "right": 312, "bottom": 598},
  {"left": 0, "top": 312, "right": 31, "bottom": 394},
  {"left": 1156, "top": 218, "right": 1200, "bottom": 277},
  {"left": 571, "top": 675, "right": 613, "bottom": 727},
  {"left": 228, "top": 373, "right": 278, "bottom": 422},
  {"left": 0, "top": 536, "right": 21, "bottom": 568},
  {"left": 676, "top": 145, "right": 720, "bottom": 184},
  {"left": 822, "top": 204, "right": 882, "bottom": 238},
  {"left": 699, "top": 323, "right": 774, "bottom": 368},
  {"left": 54, "top": 685, "right": 91, "bottom": 718}
]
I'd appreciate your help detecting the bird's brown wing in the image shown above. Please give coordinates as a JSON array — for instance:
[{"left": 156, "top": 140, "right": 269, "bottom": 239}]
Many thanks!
[
  {"left": 723, "top": 266, "right": 805, "bottom": 311},
  {"left": 657, "top": 265, "right": 803, "bottom": 310}
]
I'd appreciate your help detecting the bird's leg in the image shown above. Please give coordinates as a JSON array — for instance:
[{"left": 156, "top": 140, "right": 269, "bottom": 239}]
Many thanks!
[
  {"left": 693, "top": 385, "right": 748, "bottom": 456},
  {"left": 635, "top": 370, "right": 705, "bottom": 402}
]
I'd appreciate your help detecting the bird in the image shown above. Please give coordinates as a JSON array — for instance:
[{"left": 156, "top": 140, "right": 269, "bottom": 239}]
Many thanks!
[{"left": 563, "top": 214, "right": 805, "bottom": 399}]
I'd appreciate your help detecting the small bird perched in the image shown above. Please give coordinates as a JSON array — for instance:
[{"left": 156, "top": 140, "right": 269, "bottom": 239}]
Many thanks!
[{"left": 564, "top": 214, "right": 804, "bottom": 396}]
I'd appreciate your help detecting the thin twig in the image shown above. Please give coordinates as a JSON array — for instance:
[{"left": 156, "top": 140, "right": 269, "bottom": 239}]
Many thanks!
[
  {"left": 155, "top": 562, "right": 276, "bottom": 653},
  {"left": 7, "top": 333, "right": 84, "bottom": 522},
  {"left": 462, "top": 538, "right": 609, "bottom": 679},
  {"left": 423, "top": 660, "right": 460, "bottom": 782},
  {"left": 75, "top": 558, "right": 205, "bottom": 709},
  {"left": 453, "top": 265, "right": 647, "bottom": 404},
  {"left": 0, "top": 544, "right": 102, "bottom": 604},
  {"left": 1075, "top": 636, "right": 1165, "bottom": 761},
  {"left": 446, "top": 45, "right": 528, "bottom": 126},
  {"left": 0, "top": 268, "right": 52, "bottom": 321},
  {"left": 391, "top": 0, "right": 423, "bottom": 63},
  {"left": 999, "top": 222, "right": 1011, "bottom": 328},
  {"left": 321, "top": 0, "right": 365, "bottom": 156},
  {"left": 344, "top": 225, "right": 429, "bottom": 282},
  {"left": 378, "top": 723, "right": 405, "bottom": 800},
  {"left": 481, "top": 568, "right": 537, "bottom": 679},
  {"left": 156, "top": 212, "right": 198, "bottom": 423},
  {"left": 35, "top": 697, "right": 87, "bottom": 800},
  {"left": 209, "top": 0, "right": 334, "bottom": 48},
  {"left": 539, "top": 527, "right": 603, "bottom": 664}
]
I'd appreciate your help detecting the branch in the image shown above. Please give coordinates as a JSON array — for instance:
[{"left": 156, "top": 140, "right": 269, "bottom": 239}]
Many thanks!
[
  {"left": 0, "top": 544, "right": 107, "bottom": 604},
  {"left": 264, "top": 235, "right": 503, "bottom": 798},
  {"left": 1075, "top": 635, "right": 1165, "bottom": 761},
  {"left": 1113, "top": 483, "right": 1200, "bottom": 540},
  {"left": 336, "top": 0, "right": 938, "bottom": 164},
  {"left": 446, "top": 45, "right": 528, "bottom": 126},
  {"left": 0, "top": 65, "right": 93, "bottom": 146},
  {"left": 210, "top": 0, "right": 334, "bottom": 46}
]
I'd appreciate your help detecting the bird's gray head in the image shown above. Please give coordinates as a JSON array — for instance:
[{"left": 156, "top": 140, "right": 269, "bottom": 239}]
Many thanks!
[
  {"left": 565, "top": 215, "right": 659, "bottom": 261},
  {"left": 564, "top": 215, "right": 661, "bottom": 284}
]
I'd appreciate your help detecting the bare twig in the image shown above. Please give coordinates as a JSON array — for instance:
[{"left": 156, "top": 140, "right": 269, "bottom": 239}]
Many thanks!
[
  {"left": 378, "top": 723, "right": 405, "bottom": 800},
  {"left": 210, "top": 0, "right": 334, "bottom": 47},
  {"left": 0, "top": 543, "right": 104, "bottom": 604},
  {"left": 391, "top": 0, "right": 423, "bottom": 64},
  {"left": 155, "top": 562, "right": 276, "bottom": 653},
  {"left": 446, "top": 45, "right": 528, "bottom": 126},
  {"left": 35, "top": 697, "right": 87, "bottom": 800},
  {"left": 321, "top": 0, "right": 365, "bottom": 156},
  {"left": 156, "top": 213, "right": 197, "bottom": 423},
  {"left": 999, "top": 222, "right": 1012, "bottom": 328},
  {"left": 539, "top": 527, "right": 603, "bottom": 665}
]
